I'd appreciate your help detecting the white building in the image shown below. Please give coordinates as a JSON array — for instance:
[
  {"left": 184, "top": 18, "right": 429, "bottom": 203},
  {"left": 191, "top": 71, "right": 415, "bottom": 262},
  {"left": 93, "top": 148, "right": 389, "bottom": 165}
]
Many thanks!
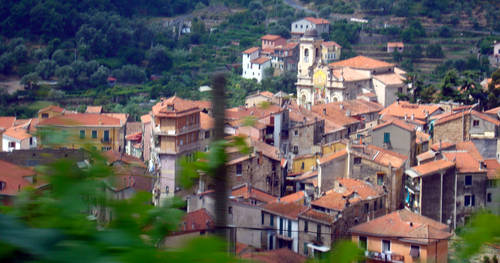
[
  {"left": 241, "top": 46, "right": 272, "bottom": 83},
  {"left": 2, "top": 127, "right": 36, "bottom": 152},
  {"left": 291, "top": 17, "right": 330, "bottom": 38}
]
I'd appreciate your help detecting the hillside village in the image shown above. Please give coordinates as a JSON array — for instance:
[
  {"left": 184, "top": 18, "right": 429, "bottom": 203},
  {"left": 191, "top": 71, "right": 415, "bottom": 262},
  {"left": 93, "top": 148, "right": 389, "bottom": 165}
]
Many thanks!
[{"left": 1, "top": 15, "right": 500, "bottom": 262}]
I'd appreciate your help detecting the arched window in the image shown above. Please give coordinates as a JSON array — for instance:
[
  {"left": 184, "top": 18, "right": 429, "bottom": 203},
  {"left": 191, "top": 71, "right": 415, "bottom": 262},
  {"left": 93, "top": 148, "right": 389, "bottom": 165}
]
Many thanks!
[{"left": 0, "top": 181, "right": 5, "bottom": 191}]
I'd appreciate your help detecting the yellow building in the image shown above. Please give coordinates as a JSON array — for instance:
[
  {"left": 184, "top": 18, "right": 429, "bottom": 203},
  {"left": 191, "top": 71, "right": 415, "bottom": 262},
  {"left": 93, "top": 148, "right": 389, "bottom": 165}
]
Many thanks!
[
  {"left": 292, "top": 154, "right": 317, "bottom": 174},
  {"left": 37, "top": 113, "right": 127, "bottom": 152},
  {"left": 38, "top": 105, "right": 66, "bottom": 120},
  {"left": 321, "top": 141, "right": 346, "bottom": 156}
]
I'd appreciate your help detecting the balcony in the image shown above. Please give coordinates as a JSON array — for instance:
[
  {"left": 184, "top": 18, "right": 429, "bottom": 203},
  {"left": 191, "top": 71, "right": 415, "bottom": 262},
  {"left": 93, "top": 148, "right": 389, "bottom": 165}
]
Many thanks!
[
  {"left": 154, "top": 142, "right": 200, "bottom": 155},
  {"left": 153, "top": 124, "right": 199, "bottom": 136},
  {"left": 365, "top": 251, "right": 404, "bottom": 263}
]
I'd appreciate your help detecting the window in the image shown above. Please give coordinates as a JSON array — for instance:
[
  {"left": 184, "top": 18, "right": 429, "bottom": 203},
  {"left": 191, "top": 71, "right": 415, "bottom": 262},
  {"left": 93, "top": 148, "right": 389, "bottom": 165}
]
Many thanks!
[
  {"left": 304, "top": 221, "right": 308, "bottom": 232},
  {"left": 473, "top": 120, "right": 479, "bottom": 127},
  {"left": 80, "top": 130, "right": 85, "bottom": 139},
  {"left": 92, "top": 130, "right": 97, "bottom": 139},
  {"left": 383, "top": 132, "right": 390, "bottom": 144},
  {"left": 374, "top": 200, "right": 378, "bottom": 210},
  {"left": 316, "top": 224, "right": 321, "bottom": 241},
  {"left": 228, "top": 206, "right": 232, "bottom": 215},
  {"left": 380, "top": 199, "right": 383, "bottom": 209},
  {"left": 303, "top": 242, "right": 309, "bottom": 256},
  {"left": 270, "top": 214, "right": 274, "bottom": 226},
  {"left": 0, "top": 181, "right": 6, "bottom": 191},
  {"left": 41, "top": 113, "right": 49, "bottom": 119},
  {"left": 301, "top": 162, "right": 305, "bottom": 170},
  {"left": 294, "top": 130, "right": 298, "bottom": 136},
  {"left": 410, "top": 245, "right": 420, "bottom": 258},
  {"left": 29, "top": 137, "right": 33, "bottom": 145},
  {"left": 377, "top": 173, "right": 384, "bottom": 185},
  {"left": 8, "top": 142, "right": 15, "bottom": 148},
  {"left": 464, "top": 195, "right": 475, "bottom": 207},
  {"left": 205, "top": 131, "right": 210, "bottom": 139},
  {"left": 293, "top": 145, "right": 298, "bottom": 154},
  {"left": 287, "top": 219, "right": 292, "bottom": 237},
  {"left": 354, "top": 157, "right": 361, "bottom": 165},
  {"left": 236, "top": 164, "right": 242, "bottom": 176},
  {"left": 262, "top": 213, "right": 264, "bottom": 225},
  {"left": 364, "top": 203, "right": 369, "bottom": 213},
  {"left": 398, "top": 87, "right": 403, "bottom": 93},
  {"left": 382, "top": 240, "right": 391, "bottom": 252},
  {"left": 279, "top": 218, "right": 284, "bottom": 235},
  {"left": 465, "top": 175, "right": 472, "bottom": 186},
  {"left": 103, "top": 130, "right": 109, "bottom": 142},
  {"left": 487, "top": 193, "right": 492, "bottom": 202},
  {"left": 359, "top": 236, "right": 367, "bottom": 250}
]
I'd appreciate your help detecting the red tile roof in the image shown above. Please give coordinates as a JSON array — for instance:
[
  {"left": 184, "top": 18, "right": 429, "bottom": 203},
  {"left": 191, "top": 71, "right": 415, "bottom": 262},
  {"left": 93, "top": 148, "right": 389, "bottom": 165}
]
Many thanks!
[
  {"left": 0, "top": 117, "right": 16, "bottom": 129},
  {"left": 85, "top": 106, "right": 103, "bottom": 113},
  {"left": 373, "top": 118, "right": 415, "bottom": 132},
  {"left": 387, "top": 42, "right": 404, "bottom": 48},
  {"left": 416, "top": 131, "right": 431, "bottom": 144},
  {"left": 152, "top": 96, "right": 201, "bottom": 118},
  {"left": 3, "top": 127, "right": 32, "bottom": 140},
  {"left": 231, "top": 184, "right": 277, "bottom": 203},
  {"left": 435, "top": 110, "right": 500, "bottom": 126},
  {"left": 455, "top": 141, "right": 483, "bottom": 162},
  {"left": 485, "top": 106, "right": 500, "bottom": 115},
  {"left": 240, "top": 248, "right": 307, "bottom": 263},
  {"left": 263, "top": 201, "right": 308, "bottom": 220},
  {"left": 38, "top": 113, "right": 123, "bottom": 127},
  {"left": 304, "top": 17, "right": 329, "bottom": 24},
  {"left": 430, "top": 141, "right": 455, "bottom": 152},
  {"left": 380, "top": 101, "right": 441, "bottom": 121},
  {"left": 260, "top": 91, "right": 274, "bottom": 98},
  {"left": 373, "top": 73, "right": 405, "bottom": 86},
  {"left": 251, "top": 138, "right": 281, "bottom": 161},
  {"left": 140, "top": 114, "right": 151, "bottom": 123},
  {"left": 103, "top": 151, "right": 146, "bottom": 168},
  {"left": 326, "top": 99, "right": 383, "bottom": 117},
  {"left": 416, "top": 151, "right": 436, "bottom": 162},
  {"left": 443, "top": 151, "right": 484, "bottom": 173},
  {"left": 0, "top": 160, "right": 38, "bottom": 196},
  {"left": 39, "top": 105, "right": 64, "bottom": 113},
  {"left": 329, "top": 55, "right": 394, "bottom": 70},
  {"left": 350, "top": 210, "right": 452, "bottom": 244},
  {"left": 311, "top": 190, "right": 346, "bottom": 211},
  {"left": 411, "top": 159, "right": 455, "bottom": 176},
  {"left": 242, "top": 47, "right": 260, "bottom": 54},
  {"left": 299, "top": 208, "right": 336, "bottom": 224},
  {"left": 484, "top": 159, "right": 500, "bottom": 180},
  {"left": 251, "top": 56, "right": 271, "bottom": 65},
  {"left": 261, "top": 34, "right": 283, "bottom": 41},
  {"left": 311, "top": 104, "right": 360, "bottom": 127},
  {"left": 364, "top": 144, "right": 408, "bottom": 168},
  {"left": 179, "top": 208, "right": 214, "bottom": 232},
  {"left": 337, "top": 178, "right": 383, "bottom": 200},
  {"left": 277, "top": 191, "right": 305, "bottom": 204},
  {"left": 125, "top": 132, "right": 142, "bottom": 141},
  {"left": 322, "top": 41, "right": 342, "bottom": 48},
  {"left": 318, "top": 149, "right": 347, "bottom": 165}
]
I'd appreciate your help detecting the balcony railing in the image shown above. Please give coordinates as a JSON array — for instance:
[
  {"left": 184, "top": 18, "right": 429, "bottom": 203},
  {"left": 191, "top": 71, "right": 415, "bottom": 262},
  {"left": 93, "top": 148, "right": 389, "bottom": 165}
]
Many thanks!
[
  {"left": 365, "top": 251, "right": 404, "bottom": 263},
  {"left": 153, "top": 124, "right": 199, "bottom": 136}
]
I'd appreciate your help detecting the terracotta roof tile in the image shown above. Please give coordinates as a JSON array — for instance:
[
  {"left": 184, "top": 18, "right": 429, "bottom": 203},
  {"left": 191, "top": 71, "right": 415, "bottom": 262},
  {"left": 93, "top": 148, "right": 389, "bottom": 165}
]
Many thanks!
[
  {"left": 104, "top": 113, "right": 128, "bottom": 125},
  {"left": 299, "top": 208, "right": 335, "bottom": 223},
  {"left": 3, "top": 127, "right": 32, "bottom": 140},
  {"left": 350, "top": 210, "right": 451, "bottom": 244},
  {"left": 85, "top": 106, "right": 102, "bottom": 113},
  {"left": 261, "top": 34, "right": 283, "bottom": 41},
  {"left": 231, "top": 184, "right": 277, "bottom": 203},
  {"left": 318, "top": 149, "right": 347, "bottom": 165},
  {"left": 103, "top": 151, "right": 146, "bottom": 168},
  {"left": 311, "top": 190, "right": 346, "bottom": 211},
  {"left": 125, "top": 132, "right": 142, "bottom": 141},
  {"left": 373, "top": 73, "right": 405, "bottom": 86},
  {"left": 416, "top": 151, "right": 436, "bottom": 162},
  {"left": 252, "top": 139, "right": 281, "bottom": 161},
  {"left": 0, "top": 160, "right": 38, "bottom": 196},
  {"left": 0, "top": 117, "right": 16, "bottom": 129},
  {"left": 485, "top": 106, "right": 500, "bottom": 115},
  {"left": 179, "top": 208, "right": 214, "bottom": 232},
  {"left": 455, "top": 141, "right": 483, "bottom": 162},
  {"left": 380, "top": 101, "right": 441, "bottom": 121},
  {"left": 38, "top": 113, "right": 123, "bottom": 127},
  {"left": 304, "top": 17, "right": 329, "bottom": 24},
  {"left": 251, "top": 56, "right": 271, "bottom": 65},
  {"left": 260, "top": 91, "right": 274, "bottom": 98},
  {"left": 484, "top": 159, "right": 500, "bottom": 180},
  {"left": 263, "top": 201, "right": 307, "bottom": 220},
  {"left": 443, "top": 151, "right": 484, "bottom": 173},
  {"left": 373, "top": 118, "right": 415, "bottom": 132},
  {"left": 416, "top": 131, "right": 431, "bottom": 144},
  {"left": 365, "top": 144, "right": 408, "bottom": 168},
  {"left": 430, "top": 141, "right": 455, "bottom": 152},
  {"left": 311, "top": 104, "right": 360, "bottom": 127},
  {"left": 322, "top": 41, "right": 342, "bottom": 48},
  {"left": 140, "top": 114, "right": 151, "bottom": 123},
  {"left": 152, "top": 96, "right": 201, "bottom": 117},
  {"left": 336, "top": 178, "right": 383, "bottom": 200},
  {"left": 276, "top": 191, "right": 305, "bottom": 204},
  {"left": 411, "top": 159, "right": 455, "bottom": 176},
  {"left": 332, "top": 67, "right": 371, "bottom": 82},
  {"left": 242, "top": 47, "right": 260, "bottom": 54},
  {"left": 329, "top": 55, "right": 394, "bottom": 70},
  {"left": 435, "top": 110, "right": 500, "bottom": 126},
  {"left": 387, "top": 42, "right": 404, "bottom": 48},
  {"left": 325, "top": 99, "right": 383, "bottom": 117},
  {"left": 39, "top": 105, "right": 64, "bottom": 113}
]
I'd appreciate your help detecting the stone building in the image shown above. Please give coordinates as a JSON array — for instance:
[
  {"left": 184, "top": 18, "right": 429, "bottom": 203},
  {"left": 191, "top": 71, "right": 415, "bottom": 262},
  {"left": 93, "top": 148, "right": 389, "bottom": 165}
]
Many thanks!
[
  {"left": 297, "top": 178, "right": 386, "bottom": 257},
  {"left": 372, "top": 118, "right": 417, "bottom": 165},
  {"left": 350, "top": 210, "right": 452, "bottom": 263}
]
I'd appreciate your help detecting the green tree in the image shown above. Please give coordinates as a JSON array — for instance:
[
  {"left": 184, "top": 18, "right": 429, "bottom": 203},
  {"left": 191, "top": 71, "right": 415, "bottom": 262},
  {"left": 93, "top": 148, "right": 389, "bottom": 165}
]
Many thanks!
[
  {"left": 36, "top": 59, "right": 57, "bottom": 80},
  {"left": 146, "top": 45, "right": 172, "bottom": 73},
  {"left": 426, "top": 43, "right": 444, "bottom": 58},
  {"left": 90, "top": 66, "right": 110, "bottom": 87}
]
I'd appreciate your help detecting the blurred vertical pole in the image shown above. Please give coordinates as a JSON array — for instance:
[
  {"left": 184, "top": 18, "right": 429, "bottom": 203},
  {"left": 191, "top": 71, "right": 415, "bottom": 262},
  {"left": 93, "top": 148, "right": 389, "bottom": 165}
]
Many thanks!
[{"left": 211, "top": 73, "right": 233, "bottom": 252}]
